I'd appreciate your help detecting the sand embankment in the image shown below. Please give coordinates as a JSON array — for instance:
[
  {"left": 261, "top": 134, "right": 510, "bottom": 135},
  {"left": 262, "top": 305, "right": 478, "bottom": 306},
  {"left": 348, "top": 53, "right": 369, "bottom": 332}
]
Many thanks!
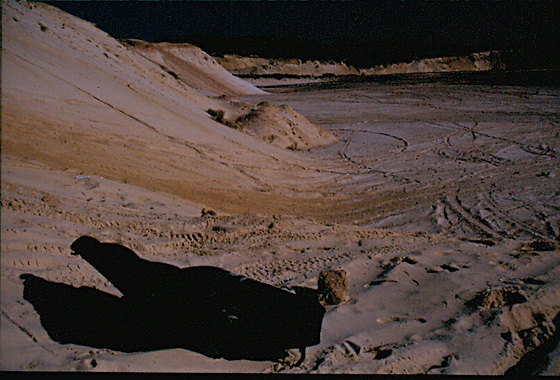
[
  {"left": 121, "top": 39, "right": 266, "bottom": 97},
  {"left": 217, "top": 51, "right": 504, "bottom": 87},
  {"left": 217, "top": 55, "right": 360, "bottom": 77},
  {"left": 360, "top": 51, "right": 504, "bottom": 75},
  {"left": 219, "top": 51, "right": 503, "bottom": 77}
]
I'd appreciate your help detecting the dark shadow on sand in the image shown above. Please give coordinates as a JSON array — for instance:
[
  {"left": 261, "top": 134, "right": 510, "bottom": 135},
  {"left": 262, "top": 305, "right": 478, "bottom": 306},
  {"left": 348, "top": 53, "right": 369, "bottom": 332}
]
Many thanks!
[{"left": 20, "top": 236, "right": 325, "bottom": 363}]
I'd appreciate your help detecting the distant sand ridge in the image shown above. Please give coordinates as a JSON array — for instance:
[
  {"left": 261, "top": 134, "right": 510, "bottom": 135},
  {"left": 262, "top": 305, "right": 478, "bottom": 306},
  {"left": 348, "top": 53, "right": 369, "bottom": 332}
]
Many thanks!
[
  {"left": 217, "top": 51, "right": 504, "bottom": 78},
  {"left": 217, "top": 55, "right": 360, "bottom": 77}
]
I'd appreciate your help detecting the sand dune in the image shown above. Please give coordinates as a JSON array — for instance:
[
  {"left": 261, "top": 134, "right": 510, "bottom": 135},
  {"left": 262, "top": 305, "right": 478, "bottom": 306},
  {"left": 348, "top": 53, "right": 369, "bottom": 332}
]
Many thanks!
[
  {"left": 121, "top": 39, "right": 266, "bottom": 97},
  {"left": 360, "top": 51, "right": 504, "bottom": 75},
  {"left": 218, "top": 54, "right": 360, "bottom": 77},
  {"left": 2, "top": 2, "right": 338, "bottom": 214},
  {"left": 207, "top": 101, "right": 338, "bottom": 150},
  {"left": 2, "top": 1, "right": 559, "bottom": 374},
  {"left": 217, "top": 51, "right": 504, "bottom": 87}
]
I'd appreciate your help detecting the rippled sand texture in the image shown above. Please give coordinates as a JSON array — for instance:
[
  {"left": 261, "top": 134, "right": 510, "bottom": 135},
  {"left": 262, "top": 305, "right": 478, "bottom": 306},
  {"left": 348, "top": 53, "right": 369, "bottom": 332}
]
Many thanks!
[{"left": 255, "top": 81, "right": 559, "bottom": 240}]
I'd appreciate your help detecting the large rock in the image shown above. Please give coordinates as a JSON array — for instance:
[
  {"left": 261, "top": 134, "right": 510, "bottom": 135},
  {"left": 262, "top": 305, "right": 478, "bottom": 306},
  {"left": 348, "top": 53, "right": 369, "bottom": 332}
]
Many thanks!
[{"left": 318, "top": 269, "right": 348, "bottom": 305}]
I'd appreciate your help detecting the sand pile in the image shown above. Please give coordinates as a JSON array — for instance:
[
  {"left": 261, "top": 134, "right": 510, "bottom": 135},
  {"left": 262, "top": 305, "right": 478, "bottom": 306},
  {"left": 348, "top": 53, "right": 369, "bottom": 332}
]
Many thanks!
[
  {"left": 121, "top": 39, "right": 266, "bottom": 97},
  {"left": 207, "top": 101, "right": 337, "bottom": 150}
]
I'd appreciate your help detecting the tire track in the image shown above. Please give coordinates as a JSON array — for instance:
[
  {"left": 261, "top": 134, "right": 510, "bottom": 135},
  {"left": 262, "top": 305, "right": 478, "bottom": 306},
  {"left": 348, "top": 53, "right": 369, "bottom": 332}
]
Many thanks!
[
  {"left": 486, "top": 191, "right": 552, "bottom": 240},
  {"left": 1, "top": 310, "right": 56, "bottom": 355},
  {"left": 443, "top": 194, "right": 504, "bottom": 239},
  {"left": 335, "top": 128, "right": 415, "bottom": 185},
  {"left": 336, "top": 127, "right": 409, "bottom": 152}
]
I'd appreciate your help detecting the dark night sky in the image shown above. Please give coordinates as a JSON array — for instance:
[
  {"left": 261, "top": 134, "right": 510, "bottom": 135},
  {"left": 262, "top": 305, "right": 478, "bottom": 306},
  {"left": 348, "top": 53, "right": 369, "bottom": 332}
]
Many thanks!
[{"left": 45, "top": 1, "right": 559, "bottom": 68}]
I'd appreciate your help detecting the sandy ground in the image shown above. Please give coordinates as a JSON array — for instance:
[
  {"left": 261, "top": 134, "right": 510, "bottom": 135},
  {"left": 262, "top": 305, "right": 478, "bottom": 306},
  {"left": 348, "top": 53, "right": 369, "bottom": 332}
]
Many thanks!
[
  {"left": 1, "top": 2, "right": 559, "bottom": 374},
  {"left": 243, "top": 81, "right": 560, "bottom": 374}
]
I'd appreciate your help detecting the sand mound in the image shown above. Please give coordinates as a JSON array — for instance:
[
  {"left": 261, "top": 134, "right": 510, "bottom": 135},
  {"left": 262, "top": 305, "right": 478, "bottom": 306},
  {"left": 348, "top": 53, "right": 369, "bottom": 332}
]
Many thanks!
[
  {"left": 208, "top": 101, "right": 338, "bottom": 150},
  {"left": 121, "top": 39, "right": 266, "bottom": 96}
]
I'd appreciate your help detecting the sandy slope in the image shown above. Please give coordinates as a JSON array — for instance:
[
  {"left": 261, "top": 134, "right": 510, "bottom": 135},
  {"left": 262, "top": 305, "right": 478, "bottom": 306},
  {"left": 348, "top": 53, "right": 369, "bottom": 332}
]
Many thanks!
[
  {"left": 121, "top": 39, "right": 266, "bottom": 97},
  {"left": 2, "top": 2, "right": 339, "bottom": 215},
  {"left": 2, "top": 1, "right": 559, "bottom": 374}
]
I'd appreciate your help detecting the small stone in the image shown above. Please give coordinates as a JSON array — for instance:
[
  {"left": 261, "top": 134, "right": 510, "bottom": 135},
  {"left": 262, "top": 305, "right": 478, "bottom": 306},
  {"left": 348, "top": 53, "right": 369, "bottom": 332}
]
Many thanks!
[
  {"left": 201, "top": 208, "right": 216, "bottom": 217},
  {"left": 318, "top": 269, "right": 348, "bottom": 305}
]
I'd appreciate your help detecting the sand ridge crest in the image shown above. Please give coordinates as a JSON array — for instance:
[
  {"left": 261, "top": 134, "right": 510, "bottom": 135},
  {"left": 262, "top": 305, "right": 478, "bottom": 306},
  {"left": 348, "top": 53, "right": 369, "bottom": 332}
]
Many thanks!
[{"left": 121, "top": 39, "right": 267, "bottom": 97}]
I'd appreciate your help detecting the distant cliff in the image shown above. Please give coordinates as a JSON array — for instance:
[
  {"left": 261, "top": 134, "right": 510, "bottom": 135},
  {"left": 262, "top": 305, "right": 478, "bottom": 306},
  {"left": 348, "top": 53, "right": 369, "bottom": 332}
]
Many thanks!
[
  {"left": 360, "top": 51, "right": 505, "bottom": 75},
  {"left": 217, "top": 51, "right": 506, "bottom": 78},
  {"left": 217, "top": 55, "right": 359, "bottom": 77}
]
